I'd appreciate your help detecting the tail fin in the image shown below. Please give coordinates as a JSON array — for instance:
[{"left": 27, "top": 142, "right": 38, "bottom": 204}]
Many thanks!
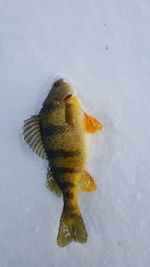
[{"left": 57, "top": 208, "right": 88, "bottom": 247}]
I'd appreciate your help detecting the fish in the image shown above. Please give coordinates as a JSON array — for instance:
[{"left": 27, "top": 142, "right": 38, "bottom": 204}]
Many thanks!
[{"left": 23, "top": 79, "right": 103, "bottom": 247}]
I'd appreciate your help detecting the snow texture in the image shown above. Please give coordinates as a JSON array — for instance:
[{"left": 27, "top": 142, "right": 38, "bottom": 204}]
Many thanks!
[{"left": 0, "top": 0, "right": 150, "bottom": 266}]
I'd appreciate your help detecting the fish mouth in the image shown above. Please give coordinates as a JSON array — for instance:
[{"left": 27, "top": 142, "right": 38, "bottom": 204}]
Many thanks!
[{"left": 64, "top": 94, "right": 73, "bottom": 102}]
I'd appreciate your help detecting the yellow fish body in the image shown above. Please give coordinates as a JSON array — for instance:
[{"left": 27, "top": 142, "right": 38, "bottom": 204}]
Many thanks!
[{"left": 23, "top": 79, "right": 103, "bottom": 247}]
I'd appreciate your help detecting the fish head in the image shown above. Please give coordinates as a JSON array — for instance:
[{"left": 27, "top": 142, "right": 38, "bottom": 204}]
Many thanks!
[{"left": 50, "top": 79, "right": 74, "bottom": 103}]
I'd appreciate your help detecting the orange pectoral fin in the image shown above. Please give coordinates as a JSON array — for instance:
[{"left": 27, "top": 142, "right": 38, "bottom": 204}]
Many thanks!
[
  {"left": 84, "top": 112, "right": 104, "bottom": 133},
  {"left": 79, "top": 171, "right": 97, "bottom": 192}
]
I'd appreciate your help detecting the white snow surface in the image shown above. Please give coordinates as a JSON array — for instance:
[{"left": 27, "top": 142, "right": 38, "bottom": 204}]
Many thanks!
[{"left": 0, "top": 1, "right": 150, "bottom": 266}]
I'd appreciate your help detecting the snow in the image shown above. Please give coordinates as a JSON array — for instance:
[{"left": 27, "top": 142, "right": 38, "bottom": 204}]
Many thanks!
[{"left": 0, "top": 0, "right": 150, "bottom": 266}]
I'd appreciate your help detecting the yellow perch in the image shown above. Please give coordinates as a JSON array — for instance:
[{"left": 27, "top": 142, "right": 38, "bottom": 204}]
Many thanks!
[{"left": 23, "top": 79, "right": 103, "bottom": 247}]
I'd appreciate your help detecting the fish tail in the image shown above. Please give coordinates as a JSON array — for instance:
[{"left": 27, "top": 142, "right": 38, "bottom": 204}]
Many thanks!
[{"left": 57, "top": 207, "right": 88, "bottom": 247}]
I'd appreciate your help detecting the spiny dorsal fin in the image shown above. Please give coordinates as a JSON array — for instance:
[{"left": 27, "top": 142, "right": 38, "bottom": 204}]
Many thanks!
[{"left": 23, "top": 115, "right": 47, "bottom": 159}]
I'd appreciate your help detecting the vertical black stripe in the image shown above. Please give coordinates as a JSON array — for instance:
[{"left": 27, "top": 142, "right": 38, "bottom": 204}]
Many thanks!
[
  {"left": 64, "top": 191, "right": 74, "bottom": 199},
  {"left": 42, "top": 125, "right": 67, "bottom": 136},
  {"left": 51, "top": 167, "right": 79, "bottom": 174},
  {"left": 59, "top": 181, "right": 75, "bottom": 190},
  {"left": 46, "top": 149, "right": 80, "bottom": 158}
]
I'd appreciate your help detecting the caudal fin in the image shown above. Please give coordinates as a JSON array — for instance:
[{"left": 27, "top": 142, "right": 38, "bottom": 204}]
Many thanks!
[{"left": 57, "top": 209, "right": 88, "bottom": 247}]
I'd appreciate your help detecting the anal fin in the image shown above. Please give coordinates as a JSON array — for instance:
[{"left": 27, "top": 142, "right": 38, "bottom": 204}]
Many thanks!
[
  {"left": 79, "top": 170, "right": 97, "bottom": 192},
  {"left": 46, "top": 169, "right": 62, "bottom": 197}
]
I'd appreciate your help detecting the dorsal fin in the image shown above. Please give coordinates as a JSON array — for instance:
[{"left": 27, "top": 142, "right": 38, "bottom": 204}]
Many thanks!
[{"left": 23, "top": 115, "right": 47, "bottom": 159}]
